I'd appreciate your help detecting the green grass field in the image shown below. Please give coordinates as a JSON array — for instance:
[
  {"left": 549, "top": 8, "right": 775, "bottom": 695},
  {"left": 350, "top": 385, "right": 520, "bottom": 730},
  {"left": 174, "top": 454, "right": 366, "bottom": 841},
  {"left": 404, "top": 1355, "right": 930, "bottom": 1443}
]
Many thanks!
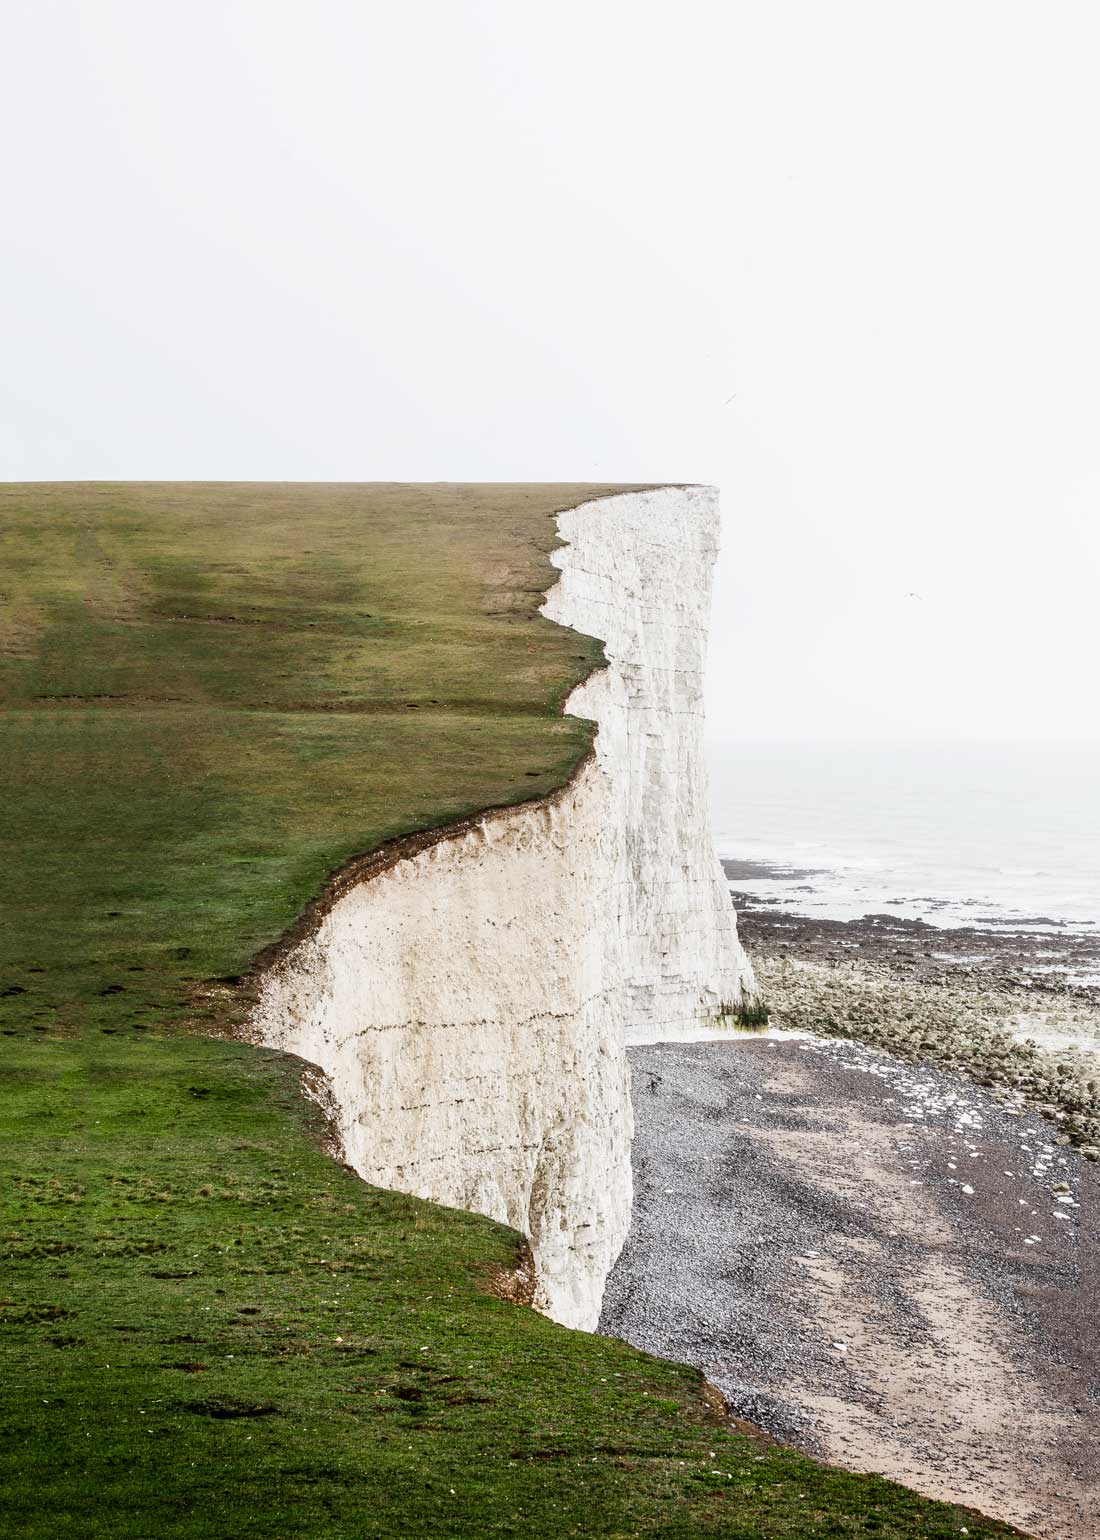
[{"left": 0, "top": 483, "right": 1022, "bottom": 1537}]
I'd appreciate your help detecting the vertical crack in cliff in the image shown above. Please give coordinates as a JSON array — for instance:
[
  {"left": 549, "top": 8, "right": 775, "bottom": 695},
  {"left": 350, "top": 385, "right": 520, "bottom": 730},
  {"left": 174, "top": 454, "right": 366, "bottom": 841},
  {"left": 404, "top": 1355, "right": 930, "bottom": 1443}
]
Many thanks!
[{"left": 251, "top": 486, "right": 755, "bottom": 1329}]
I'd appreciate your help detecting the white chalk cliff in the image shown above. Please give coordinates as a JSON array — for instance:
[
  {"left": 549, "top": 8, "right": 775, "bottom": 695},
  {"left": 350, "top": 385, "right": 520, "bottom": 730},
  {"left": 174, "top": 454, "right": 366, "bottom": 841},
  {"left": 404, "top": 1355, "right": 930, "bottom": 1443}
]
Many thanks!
[{"left": 252, "top": 486, "right": 756, "bottom": 1330}]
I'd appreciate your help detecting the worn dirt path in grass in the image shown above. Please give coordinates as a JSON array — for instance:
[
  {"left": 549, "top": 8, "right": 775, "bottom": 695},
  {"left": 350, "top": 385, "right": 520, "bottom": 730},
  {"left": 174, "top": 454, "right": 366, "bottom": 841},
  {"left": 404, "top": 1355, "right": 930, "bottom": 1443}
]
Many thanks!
[{"left": 600, "top": 1036, "right": 1100, "bottom": 1540}]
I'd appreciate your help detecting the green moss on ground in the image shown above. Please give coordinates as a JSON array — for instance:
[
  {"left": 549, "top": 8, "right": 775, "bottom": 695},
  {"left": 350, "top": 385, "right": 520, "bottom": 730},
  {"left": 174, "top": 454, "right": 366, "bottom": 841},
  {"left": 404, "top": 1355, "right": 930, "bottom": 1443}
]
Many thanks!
[{"left": 0, "top": 483, "right": 1023, "bottom": 1537}]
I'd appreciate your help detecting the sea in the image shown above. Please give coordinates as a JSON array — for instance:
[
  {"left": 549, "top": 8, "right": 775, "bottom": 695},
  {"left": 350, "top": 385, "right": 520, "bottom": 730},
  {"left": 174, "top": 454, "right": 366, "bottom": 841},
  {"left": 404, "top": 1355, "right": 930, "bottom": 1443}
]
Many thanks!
[{"left": 708, "top": 742, "right": 1100, "bottom": 961}]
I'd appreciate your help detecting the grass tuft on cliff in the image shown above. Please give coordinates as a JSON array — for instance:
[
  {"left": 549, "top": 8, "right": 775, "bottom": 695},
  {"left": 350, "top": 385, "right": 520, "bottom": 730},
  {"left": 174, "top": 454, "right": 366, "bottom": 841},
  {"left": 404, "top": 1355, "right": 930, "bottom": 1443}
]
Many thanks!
[{"left": 0, "top": 483, "right": 1024, "bottom": 1538}]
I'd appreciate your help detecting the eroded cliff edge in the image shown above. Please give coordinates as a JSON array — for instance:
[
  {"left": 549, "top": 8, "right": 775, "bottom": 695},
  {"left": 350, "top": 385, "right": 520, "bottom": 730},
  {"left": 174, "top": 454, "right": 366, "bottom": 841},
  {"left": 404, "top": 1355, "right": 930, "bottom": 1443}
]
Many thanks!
[{"left": 252, "top": 485, "right": 755, "bottom": 1329}]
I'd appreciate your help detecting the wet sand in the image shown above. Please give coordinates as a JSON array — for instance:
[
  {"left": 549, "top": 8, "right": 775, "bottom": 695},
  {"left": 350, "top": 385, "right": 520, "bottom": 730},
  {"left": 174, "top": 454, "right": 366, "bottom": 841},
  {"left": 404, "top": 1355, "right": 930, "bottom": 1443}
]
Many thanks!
[{"left": 601, "top": 1035, "right": 1100, "bottom": 1540}]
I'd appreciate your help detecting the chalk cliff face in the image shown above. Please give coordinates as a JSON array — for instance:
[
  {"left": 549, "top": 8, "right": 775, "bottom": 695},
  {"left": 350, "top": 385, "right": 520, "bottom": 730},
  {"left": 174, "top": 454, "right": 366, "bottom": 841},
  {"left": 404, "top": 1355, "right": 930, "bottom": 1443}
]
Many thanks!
[
  {"left": 543, "top": 488, "right": 755, "bottom": 1044},
  {"left": 252, "top": 486, "right": 755, "bottom": 1329}
]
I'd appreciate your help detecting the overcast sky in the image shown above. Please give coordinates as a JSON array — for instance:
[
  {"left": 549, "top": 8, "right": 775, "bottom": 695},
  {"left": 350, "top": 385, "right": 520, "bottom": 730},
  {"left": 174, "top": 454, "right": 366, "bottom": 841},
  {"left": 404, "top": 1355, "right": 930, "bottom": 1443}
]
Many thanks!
[{"left": 3, "top": 2, "right": 1097, "bottom": 743}]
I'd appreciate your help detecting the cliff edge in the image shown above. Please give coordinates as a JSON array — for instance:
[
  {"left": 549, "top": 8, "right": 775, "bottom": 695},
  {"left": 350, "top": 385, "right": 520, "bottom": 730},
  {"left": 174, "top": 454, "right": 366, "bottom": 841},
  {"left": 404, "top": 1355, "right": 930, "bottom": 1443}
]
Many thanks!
[{"left": 252, "top": 485, "right": 756, "bottom": 1327}]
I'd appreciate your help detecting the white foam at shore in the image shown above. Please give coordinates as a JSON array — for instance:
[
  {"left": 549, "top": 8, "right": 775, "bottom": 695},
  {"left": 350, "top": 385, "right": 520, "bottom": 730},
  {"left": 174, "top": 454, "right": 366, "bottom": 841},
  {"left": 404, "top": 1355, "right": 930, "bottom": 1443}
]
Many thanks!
[{"left": 710, "top": 742, "right": 1100, "bottom": 938}]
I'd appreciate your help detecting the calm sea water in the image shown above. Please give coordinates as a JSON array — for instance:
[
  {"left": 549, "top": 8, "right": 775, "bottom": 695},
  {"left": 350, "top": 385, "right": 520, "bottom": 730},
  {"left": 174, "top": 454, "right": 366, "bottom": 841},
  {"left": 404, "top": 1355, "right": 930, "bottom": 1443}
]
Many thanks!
[{"left": 708, "top": 742, "right": 1100, "bottom": 936}]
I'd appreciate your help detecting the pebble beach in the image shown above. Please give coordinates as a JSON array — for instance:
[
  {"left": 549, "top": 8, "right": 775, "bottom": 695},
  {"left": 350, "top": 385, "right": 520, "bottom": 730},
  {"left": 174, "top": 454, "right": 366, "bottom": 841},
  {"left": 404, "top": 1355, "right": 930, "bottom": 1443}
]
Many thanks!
[{"left": 600, "top": 896, "right": 1100, "bottom": 1540}]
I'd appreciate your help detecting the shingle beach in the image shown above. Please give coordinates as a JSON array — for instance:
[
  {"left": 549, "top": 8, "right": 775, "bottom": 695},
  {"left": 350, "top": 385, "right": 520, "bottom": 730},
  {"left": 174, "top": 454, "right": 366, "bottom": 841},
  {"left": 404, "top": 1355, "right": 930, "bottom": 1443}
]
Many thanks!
[{"left": 602, "top": 904, "right": 1100, "bottom": 1540}]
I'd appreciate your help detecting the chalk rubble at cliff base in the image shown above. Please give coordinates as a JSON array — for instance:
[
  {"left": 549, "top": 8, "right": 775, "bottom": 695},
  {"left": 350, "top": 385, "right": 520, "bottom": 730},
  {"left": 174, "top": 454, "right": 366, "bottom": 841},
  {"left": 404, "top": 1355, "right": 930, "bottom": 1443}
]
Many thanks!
[{"left": 252, "top": 486, "right": 756, "bottom": 1328}]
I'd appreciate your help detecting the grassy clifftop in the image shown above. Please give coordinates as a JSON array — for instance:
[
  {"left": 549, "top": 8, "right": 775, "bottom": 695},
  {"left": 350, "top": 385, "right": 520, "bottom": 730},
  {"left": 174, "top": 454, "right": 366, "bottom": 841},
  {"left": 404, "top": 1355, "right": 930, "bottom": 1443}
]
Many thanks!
[{"left": 0, "top": 483, "right": 1021, "bottom": 1538}]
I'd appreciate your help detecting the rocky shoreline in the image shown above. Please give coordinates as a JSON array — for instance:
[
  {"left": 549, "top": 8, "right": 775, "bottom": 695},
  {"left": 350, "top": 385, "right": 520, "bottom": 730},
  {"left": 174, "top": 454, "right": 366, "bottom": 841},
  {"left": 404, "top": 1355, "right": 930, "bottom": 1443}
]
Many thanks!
[{"left": 732, "top": 893, "right": 1100, "bottom": 1153}]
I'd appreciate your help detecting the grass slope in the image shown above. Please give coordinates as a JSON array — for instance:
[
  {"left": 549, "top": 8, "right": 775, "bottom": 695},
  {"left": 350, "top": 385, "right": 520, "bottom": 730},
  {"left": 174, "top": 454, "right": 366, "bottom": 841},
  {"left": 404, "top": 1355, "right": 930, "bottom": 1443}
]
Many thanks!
[{"left": 1, "top": 483, "right": 1022, "bottom": 1538}]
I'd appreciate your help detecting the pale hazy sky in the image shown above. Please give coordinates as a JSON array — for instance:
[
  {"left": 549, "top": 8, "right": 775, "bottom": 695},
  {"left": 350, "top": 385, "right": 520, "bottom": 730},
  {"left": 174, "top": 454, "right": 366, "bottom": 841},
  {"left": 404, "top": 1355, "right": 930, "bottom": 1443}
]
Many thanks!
[{"left": 3, "top": 3, "right": 1098, "bottom": 742}]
